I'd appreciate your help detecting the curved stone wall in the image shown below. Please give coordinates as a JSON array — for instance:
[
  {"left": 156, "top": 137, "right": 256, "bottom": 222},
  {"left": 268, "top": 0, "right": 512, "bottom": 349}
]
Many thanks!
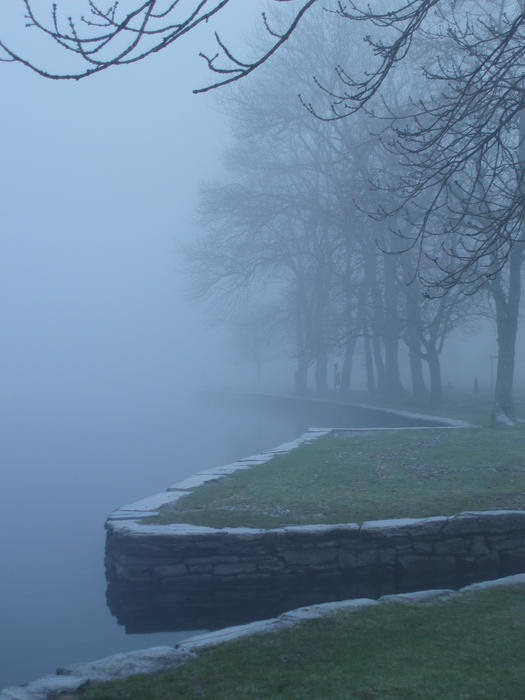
[
  {"left": 106, "top": 509, "right": 525, "bottom": 631},
  {"left": 104, "top": 409, "right": 497, "bottom": 632}
]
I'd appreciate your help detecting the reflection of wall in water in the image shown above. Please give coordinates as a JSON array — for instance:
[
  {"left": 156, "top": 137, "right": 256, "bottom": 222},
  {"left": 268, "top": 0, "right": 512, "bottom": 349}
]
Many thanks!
[
  {"left": 106, "top": 511, "right": 525, "bottom": 634},
  {"left": 105, "top": 394, "right": 456, "bottom": 635}
]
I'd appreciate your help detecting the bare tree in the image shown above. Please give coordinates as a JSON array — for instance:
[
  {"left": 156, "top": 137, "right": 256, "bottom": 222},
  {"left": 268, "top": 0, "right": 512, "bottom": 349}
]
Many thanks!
[
  {"left": 376, "top": 0, "right": 525, "bottom": 418},
  {"left": 0, "top": 0, "right": 316, "bottom": 84}
]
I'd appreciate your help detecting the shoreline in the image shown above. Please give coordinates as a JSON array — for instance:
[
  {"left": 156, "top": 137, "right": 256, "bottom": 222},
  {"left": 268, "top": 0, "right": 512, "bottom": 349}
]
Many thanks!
[{"left": 2, "top": 401, "right": 505, "bottom": 700}]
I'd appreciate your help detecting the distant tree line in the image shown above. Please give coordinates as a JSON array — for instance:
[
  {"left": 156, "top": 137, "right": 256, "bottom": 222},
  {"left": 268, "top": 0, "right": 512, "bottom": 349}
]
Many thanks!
[
  {"left": 6, "top": 0, "right": 524, "bottom": 420},
  {"left": 185, "top": 7, "right": 487, "bottom": 408}
]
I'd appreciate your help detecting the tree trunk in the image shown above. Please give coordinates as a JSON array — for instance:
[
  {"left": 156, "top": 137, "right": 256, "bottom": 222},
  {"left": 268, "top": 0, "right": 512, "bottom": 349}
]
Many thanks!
[
  {"left": 403, "top": 273, "right": 427, "bottom": 399},
  {"left": 295, "top": 356, "right": 308, "bottom": 395},
  {"left": 382, "top": 254, "right": 404, "bottom": 396},
  {"left": 372, "top": 335, "right": 385, "bottom": 394},
  {"left": 426, "top": 348, "right": 442, "bottom": 407},
  {"left": 363, "top": 329, "right": 376, "bottom": 395},
  {"left": 340, "top": 336, "right": 357, "bottom": 394},
  {"left": 491, "top": 243, "right": 523, "bottom": 420},
  {"left": 408, "top": 346, "right": 427, "bottom": 400},
  {"left": 315, "top": 351, "right": 328, "bottom": 395},
  {"left": 491, "top": 87, "right": 525, "bottom": 419},
  {"left": 491, "top": 94, "right": 525, "bottom": 419}
]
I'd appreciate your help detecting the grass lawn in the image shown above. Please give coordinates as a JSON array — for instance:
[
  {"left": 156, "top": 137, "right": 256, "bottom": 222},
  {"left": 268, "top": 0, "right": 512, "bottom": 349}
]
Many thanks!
[
  {"left": 85, "top": 396, "right": 525, "bottom": 699},
  {"left": 80, "top": 584, "right": 525, "bottom": 699},
  {"left": 148, "top": 423, "right": 525, "bottom": 529},
  {"left": 344, "top": 389, "right": 525, "bottom": 426}
]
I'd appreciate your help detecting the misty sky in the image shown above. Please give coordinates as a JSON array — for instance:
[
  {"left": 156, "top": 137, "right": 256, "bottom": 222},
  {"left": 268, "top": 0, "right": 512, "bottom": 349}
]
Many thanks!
[
  {"left": 0, "top": 3, "right": 265, "bottom": 411},
  {"left": 0, "top": 1, "right": 521, "bottom": 408}
]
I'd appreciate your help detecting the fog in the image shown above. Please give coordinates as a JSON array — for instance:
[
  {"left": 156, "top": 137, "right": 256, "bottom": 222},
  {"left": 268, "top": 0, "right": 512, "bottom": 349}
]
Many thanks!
[
  {"left": 0, "top": 4, "right": 288, "bottom": 689},
  {"left": 1, "top": 0, "right": 525, "bottom": 690}
]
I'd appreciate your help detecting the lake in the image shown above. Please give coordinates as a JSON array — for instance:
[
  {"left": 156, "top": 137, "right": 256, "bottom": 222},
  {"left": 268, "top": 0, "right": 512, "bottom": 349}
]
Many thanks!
[
  {"left": 0, "top": 389, "right": 443, "bottom": 690},
  {"left": 0, "top": 390, "right": 304, "bottom": 689}
]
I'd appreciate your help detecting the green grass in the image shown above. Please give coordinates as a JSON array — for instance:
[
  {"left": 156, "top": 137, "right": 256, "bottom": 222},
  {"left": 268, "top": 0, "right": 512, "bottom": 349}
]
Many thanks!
[
  {"left": 343, "top": 388, "right": 525, "bottom": 426},
  {"left": 148, "top": 424, "right": 525, "bottom": 529},
  {"left": 80, "top": 585, "right": 525, "bottom": 699}
]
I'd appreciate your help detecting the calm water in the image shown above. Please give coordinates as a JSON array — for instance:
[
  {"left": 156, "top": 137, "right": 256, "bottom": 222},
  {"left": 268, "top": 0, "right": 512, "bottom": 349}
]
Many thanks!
[{"left": 0, "top": 390, "right": 302, "bottom": 689}]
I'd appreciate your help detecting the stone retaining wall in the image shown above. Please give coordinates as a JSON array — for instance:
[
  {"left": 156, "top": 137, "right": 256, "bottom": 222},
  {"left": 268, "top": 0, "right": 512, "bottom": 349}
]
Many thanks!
[
  {"left": 105, "top": 418, "right": 525, "bottom": 632},
  {"left": 105, "top": 509, "right": 525, "bottom": 631}
]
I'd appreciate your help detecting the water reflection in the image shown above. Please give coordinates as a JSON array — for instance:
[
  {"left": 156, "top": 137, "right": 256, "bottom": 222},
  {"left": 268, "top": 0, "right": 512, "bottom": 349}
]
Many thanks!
[
  {"left": 105, "top": 395, "right": 447, "bottom": 636},
  {"left": 0, "top": 391, "right": 306, "bottom": 689}
]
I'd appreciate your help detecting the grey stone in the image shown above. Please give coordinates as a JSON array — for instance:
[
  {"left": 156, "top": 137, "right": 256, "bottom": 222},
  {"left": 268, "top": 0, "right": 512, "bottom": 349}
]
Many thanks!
[
  {"left": 460, "top": 572, "right": 525, "bottom": 592},
  {"left": 444, "top": 511, "right": 525, "bottom": 536},
  {"left": 280, "top": 548, "right": 337, "bottom": 566},
  {"left": 474, "top": 552, "right": 500, "bottom": 576},
  {"left": 398, "top": 555, "right": 455, "bottom": 579},
  {"left": 380, "top": 589, "right": 454, "bottom": 604},
  {"left": 151, "top": 564, "right": 187, "bottom": 577},
  {"left": 214, "top": 562, "right": 257, "bottom": 576},
  {"left": 362, "top": 516, "right": 446, "bottom": 537},
  {"left": 1, "top": 675, "right": 89, "bottom": 700},
  {"left": 471, "top": 535, "right": 490, "bottom": 556},
  {"left": 378, "top": 548, "right": 397, "bottom": 565},
  {"left": 257, "top": 558, "right": 285, "bottom": 572},
  {"left": 57, "top": 646, "right": 188, "bottom": 682},
  {"left": 433, "top": 538, "right": 466, "bottom": 555},
  {"left": 487, "top": 537, "right": 524, "bottom": 552},
  {"left": 357, "top": 548, "right": 378, "bottom": 566},
  {"left": 281, "top": 597, "right": 378, "bottom": 621},
  {"left": 178, "top": 619, "right": 287, "bottom": 653},
  {"left": 499, "top": 551, "right": 525, "bottom": 572},
  {"left": 413, "top": 542, "right": 433, "bottom": 554},
  {"left": 187, "top": 563, "right": 213, "bottom": 574},
  {"left": 339, "top": 549, "right": 358, "bottom": 568},
  {"left": 395, "top": 544, "right": 416, "bottom": 555}
]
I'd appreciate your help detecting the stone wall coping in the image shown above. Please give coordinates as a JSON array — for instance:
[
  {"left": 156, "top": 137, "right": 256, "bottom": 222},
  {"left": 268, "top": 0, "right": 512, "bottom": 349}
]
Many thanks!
[
  {"left": 269, "top": 394, "right": 478, "bottom": 429},
  {"left": 106, "top": 427, "right": 332, "bottom": 524},
  {"left": 361, "top": 516, "right": 447, "bottom": 531},
  {"left": 107, "top": 491, "right": 191, "bottom": 522},
  {"left": 104, "top": 417, "right": 482, "bottom": 536},
  {"left": 4, "top": 573, "right": 525, "bottom": 700},
  {"left": 459, "top": 572, "right": 525, "bottom": 592},
  {"left": 106, "top": 508, "right": 525, "bottom": 539},
  {"left": 453, "top": 509, "right": 525, "bottom": 518}
]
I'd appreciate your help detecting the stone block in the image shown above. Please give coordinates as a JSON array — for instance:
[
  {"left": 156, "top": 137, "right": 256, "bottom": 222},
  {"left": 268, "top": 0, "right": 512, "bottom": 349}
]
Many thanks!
[
  {"left": 433, "top": 538, "right": 466, "bottom": 555},
  {"left": 152, "top": 564, "right": 188, "bottom": 577},
  {"left": 395, "top": 544, "right": 416, "bottom": 555},
  {"left": 500, "top": 551, "right": 525, "bottom": 575},
  {"left": 214, "top": 562, "right": 258, "bottom": 576},
  {"left": 187, "top": 563, "right": 213, "bottom": 574},
  {"left": 474, "top": 552, "right": 500, "bottom": 578},
  {"left": 398, "top": 555, "right": 455, "bottom": 580},
  {"left": 378, "top": 548, "right": 397, "bottom": 565},
  {"left": 471, "top": 535, "right": 489, "bottom": 556},
  {"left": 381, "top": 589, "right": 454, "bottom": 604},
  {"left": 357, "top": 548, "right": 378, "bottom": 567},
  {"left": 339, "top": 549, "right": 358, "bottom": 569},
  {"left": 257, "top": 557, "right": 286, "bottom": 573},
  {"left": 184, "top": 555, "right": 240, "bottom": 567},
  {"left": 1, "top": 674, "right": 90, "bottom": 700},
  {"left": 114, "top": 563, "right": 154, "bottom": 583},
  {"left": 487, "top": 537, "right": 524, "bottom": 552},
  {"left": 57, "top": 646, "right": 188, "bottom": 682},
  {"left": 413, "top": 542, "right": 433, "bottom": 554},
  {"left": 280, "top": 548, "right": 338, "bottom": 567},
  {"left": 362, "top": 516, "right": 446, "bottom": 539},
  {"left": 460, "top": 572, "right": 525, "bottom": 592},
  {"left": 444, "top": 511, "right": 525, "bottom": 536}
]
